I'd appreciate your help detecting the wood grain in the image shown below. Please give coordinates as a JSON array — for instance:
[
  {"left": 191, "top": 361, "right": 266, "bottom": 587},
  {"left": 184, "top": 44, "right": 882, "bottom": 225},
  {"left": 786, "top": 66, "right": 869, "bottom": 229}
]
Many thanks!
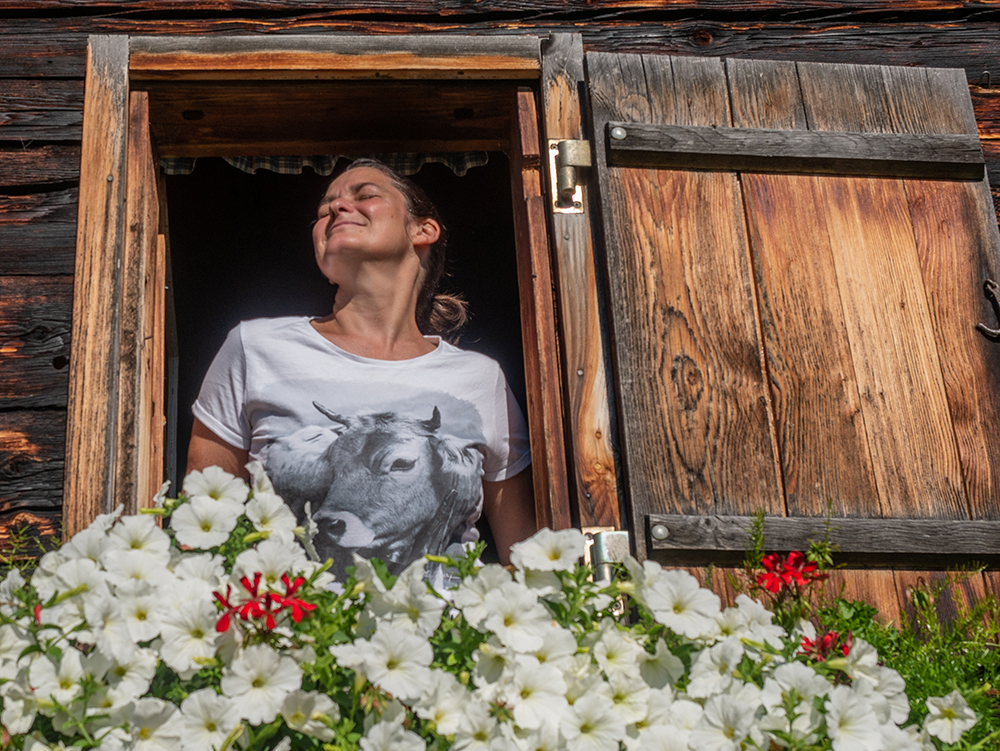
[
  {"left": 727, "top": 57, "right": 880, "bottom": 519},
  {"left": 589, "top": 52, "right": 782, "bottom": 546},
  {"left": 0, "top": 410, "right": 65, "bottom": 513},
  {"left": 63, "top": 35, "right": 129, "bottom": 539},
  {"left": 798, "top": 62, "right": 968, "bottom": 521},
  {"left": 606, "top": 122, "right": 984, "bottom": 179},
  {"left": 0, "top": 188, "right": 77, "bottom": 274},
  {"left": 0, "top": 80, "right": 84, "bottom": 142},
  {"left": 0, "top": 275, "right": 72, "bottom": 410},
  {"left": 138, "top": 233, "right": 166, "bottom": 510},
  {"left": 0, "top": 146, "right": 81, "bottom": 187},
  {"left": 509, "top": 87, "right": 572, "bottom": 530},
  {"left": 540, "top": 33, "right": 619, "bottom": 529},
  {"left": 647, "top": 513, "right": 1000, "bottom": 565}
]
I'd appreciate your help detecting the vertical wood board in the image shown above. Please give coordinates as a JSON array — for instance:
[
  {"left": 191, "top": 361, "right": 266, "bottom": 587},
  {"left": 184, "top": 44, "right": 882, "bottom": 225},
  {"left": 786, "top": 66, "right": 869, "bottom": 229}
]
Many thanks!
[
  {"left": 588, "top": 51, "right": 782, "bottom": 542},
  {"left": 509, "top": 87, "right": 572, "bottom": 531},
  {"left": 63, "top": 35, "right": 129, "bottom": 538},
  {"left": 540, "top": 34, "right": 620, "bottom": 530},
  {"left": 727, "top": 57, "right": 881, "bottom": 518}
]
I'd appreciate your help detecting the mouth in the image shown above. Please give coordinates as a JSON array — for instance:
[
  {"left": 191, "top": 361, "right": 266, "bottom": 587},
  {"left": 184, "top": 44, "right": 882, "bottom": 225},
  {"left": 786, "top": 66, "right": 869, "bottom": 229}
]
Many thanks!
[{"left": 326, "top": 220, "right": 362, "bottom": 238}]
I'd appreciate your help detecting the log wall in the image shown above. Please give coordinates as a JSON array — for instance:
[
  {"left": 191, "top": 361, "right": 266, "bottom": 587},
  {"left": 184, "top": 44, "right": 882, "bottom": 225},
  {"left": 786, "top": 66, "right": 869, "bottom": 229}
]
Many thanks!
[{"left": 1, "top": 1, "right": 998, "bottom": 574}]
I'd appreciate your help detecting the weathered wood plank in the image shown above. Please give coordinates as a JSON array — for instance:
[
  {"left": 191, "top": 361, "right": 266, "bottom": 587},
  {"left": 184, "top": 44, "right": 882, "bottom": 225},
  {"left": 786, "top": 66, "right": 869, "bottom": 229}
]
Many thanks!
[
  {"left": 0, "top": 275, "right": 72, "bottom": 410},
  {"left": 0, "top": 80, "right": 85, "bottom": 141},
  {"left": 727, "top": 58, "right": 880, "bottom": 519},
  {"left": 64, "top": 35, "right": 129, "bottom": 539},
  {"left": 0, "top": 146, "right": 81, "bottom": 187},
  {"left": 144, "top": 81, "right": 515, "bottom": 157},
  {"left": 606, "top": 122, "right": 984, "bottom": 179},
  {"left": 540, "top": 33, "right": 619, "bottom": 529},
  {"left": 798, "top": 62, "right": 969, "bottom": 521},
  {"left": 138, "top": 233, "right": 166, "bottom": 510},
  {"left": 130, "top": 35, "right": 540, "bottom": 81},
  {"left": 589, "top": 52, "right": 782, "bottom": 545},
  {"left": 509, "top": 88, "right": 572, "bottom": 530},
  {"left": 647, "top": 513, "right": 1000, "bottom": 566},
  {"left": 0, "top": 188, "right": 77, "bottom": 273},
  {"left": 0, "top": 410, "right": 65, "bottom": 514}
]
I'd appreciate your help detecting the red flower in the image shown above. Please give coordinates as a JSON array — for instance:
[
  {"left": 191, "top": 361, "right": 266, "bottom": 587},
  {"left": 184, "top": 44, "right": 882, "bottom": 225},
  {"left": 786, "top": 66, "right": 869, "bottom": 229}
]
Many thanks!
[
  {"left": 213, "top": 571, "right": 315, "bottom": 632},
  {"left": 800, "top": 629, "right": 851, "bottom": 661},
  {"left": 33, "top": 603, "right": 41, "bottom": 626},
  {"left": 277, "top": 573, "right": 316, "bottom": 624},
  {"left": 756, "top": 551, "right": 828, "bottom": 594}
]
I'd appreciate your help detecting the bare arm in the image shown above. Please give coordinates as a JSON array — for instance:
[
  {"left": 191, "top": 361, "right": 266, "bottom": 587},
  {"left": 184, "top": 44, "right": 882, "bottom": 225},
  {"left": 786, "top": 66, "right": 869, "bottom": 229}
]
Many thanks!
[
  {"left": 482, "top": 467, "right": 537, "bottom": 566},
  {"left": 186, "top": 417, "right": 250, "bottom": 481}
]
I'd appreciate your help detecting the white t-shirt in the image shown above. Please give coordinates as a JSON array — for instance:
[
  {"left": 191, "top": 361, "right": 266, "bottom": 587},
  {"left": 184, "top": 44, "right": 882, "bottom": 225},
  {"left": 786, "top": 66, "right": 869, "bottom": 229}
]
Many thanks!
[{"left": 192, "top": 316, "right": 531, "bottom": 579}]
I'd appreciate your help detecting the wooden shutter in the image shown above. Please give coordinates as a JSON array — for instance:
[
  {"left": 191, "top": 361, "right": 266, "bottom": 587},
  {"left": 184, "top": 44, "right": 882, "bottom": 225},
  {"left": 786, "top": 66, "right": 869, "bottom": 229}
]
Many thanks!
[{"left": 586, "top": 53, "right": 1000, "bottom": 611}]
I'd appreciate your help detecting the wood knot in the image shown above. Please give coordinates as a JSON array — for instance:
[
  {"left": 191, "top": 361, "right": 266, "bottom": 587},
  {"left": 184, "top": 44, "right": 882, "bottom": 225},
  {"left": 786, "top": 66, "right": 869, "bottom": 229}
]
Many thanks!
[
  {"left": 692, "top": 29, "right": 713, "bottom": 47},
  {"left": 671, "top": 354, "right": 704, "bottom": 411}
]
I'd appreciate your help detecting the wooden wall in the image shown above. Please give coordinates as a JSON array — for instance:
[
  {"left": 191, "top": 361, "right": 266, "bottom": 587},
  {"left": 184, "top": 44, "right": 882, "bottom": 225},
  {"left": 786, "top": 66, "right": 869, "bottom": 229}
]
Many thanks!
[{"left": 1, "top": 1, "right": 998, "bottom": 568}]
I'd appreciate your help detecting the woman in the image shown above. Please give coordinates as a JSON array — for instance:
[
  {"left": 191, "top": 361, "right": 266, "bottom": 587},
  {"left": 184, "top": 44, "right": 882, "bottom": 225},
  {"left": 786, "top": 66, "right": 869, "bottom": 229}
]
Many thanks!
[{"left": 187, "top": 159, "right": 536, "bottom": 580}]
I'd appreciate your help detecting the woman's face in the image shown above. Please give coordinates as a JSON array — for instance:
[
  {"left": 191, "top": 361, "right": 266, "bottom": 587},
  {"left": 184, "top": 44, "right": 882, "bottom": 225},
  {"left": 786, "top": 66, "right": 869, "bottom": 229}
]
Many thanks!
[{"left": 312, "top": 167, "right": 429, "bottom": 283}]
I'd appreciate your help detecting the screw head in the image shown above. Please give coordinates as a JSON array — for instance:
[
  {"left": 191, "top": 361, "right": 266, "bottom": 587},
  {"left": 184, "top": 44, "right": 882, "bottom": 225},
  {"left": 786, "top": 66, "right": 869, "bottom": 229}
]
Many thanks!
[
  {"left": 650, "top": 524, "right": 670, "bottom": 541},
  {"left": 610, "top": 126, "right": 627, "bottom": 141}
]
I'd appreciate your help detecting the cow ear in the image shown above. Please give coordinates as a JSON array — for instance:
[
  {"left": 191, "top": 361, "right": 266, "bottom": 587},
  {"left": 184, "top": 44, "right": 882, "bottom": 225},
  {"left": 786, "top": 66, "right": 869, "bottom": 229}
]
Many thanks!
[
  {"left": 422, "top": 406, "right": 441, "bottom": 433},
  {"left": 313, "top": 401, "right": 350, "bottom": 433}
]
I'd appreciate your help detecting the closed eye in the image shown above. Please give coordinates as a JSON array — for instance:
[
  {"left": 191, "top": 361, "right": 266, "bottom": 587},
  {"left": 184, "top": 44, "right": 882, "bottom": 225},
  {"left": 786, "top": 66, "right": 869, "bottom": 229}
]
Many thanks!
[{"left": 390, "top": 457, "right": 415, "bottom": 472}]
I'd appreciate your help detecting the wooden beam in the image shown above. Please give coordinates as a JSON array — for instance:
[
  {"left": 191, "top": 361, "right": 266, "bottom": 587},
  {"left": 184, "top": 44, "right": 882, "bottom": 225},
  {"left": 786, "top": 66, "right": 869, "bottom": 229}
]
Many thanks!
[
  {"left": 63, "top": 35, "right": 129, "bottom": 538},
  {"left": 129, "top": 35, "right": 541, "bottom": 81},
  {"left": 647, "top": 513, "right": 1000, "bottom": 567},
  {"left": 606, "top": 122, "right": 985, "bottom": 179}
]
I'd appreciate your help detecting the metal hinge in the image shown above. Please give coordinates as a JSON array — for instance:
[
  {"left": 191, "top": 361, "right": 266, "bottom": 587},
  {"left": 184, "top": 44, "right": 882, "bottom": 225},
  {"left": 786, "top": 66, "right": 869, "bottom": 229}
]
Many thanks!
[
  {"left": 585, "top": 528, "right": 631, "bottom": 583},
  {"left": 548, "top": 139, "right": 592, "bottom": 214}
]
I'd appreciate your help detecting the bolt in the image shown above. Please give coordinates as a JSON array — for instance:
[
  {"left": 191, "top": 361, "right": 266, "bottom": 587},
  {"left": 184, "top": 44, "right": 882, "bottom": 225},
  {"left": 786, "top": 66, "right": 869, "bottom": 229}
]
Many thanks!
[
  {"left": 610, "top": 126, "right": 627, "bottom": 140},
  {"left": 651, "top": 524, "right": 670, "bottom": 541}
]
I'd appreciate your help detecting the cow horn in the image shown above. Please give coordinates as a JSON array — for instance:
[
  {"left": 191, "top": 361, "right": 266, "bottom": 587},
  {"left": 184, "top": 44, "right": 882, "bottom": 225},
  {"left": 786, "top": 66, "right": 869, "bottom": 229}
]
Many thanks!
[
  {"left": 422, "top": 406, "right": 441, "bottom": 433},
  {"left": 313, "top": 401, "right": 350, "bottom": 429}
]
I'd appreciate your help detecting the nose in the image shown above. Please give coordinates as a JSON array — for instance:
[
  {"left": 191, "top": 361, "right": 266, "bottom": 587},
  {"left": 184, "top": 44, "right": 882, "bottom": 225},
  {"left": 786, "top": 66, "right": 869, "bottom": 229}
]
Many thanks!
[{"left": 330, "top": 195, "right": 352, "bottom": 213}]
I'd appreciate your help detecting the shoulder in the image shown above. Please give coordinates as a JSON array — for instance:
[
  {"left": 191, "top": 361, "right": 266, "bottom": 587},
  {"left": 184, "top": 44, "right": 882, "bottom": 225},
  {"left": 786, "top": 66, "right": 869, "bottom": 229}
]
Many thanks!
[
  {"left": 236, "top": 316, "right": 311, "bottom": 339},
  {"left": 434, "top": 340, "right": 502, "bottom": 372}
]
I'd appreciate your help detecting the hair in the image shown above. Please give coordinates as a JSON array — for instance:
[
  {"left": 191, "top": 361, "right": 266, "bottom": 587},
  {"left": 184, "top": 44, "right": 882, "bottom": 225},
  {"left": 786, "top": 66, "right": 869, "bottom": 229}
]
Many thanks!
[{"left": 334, "top": 158, "right": 469, "bottom": 341}]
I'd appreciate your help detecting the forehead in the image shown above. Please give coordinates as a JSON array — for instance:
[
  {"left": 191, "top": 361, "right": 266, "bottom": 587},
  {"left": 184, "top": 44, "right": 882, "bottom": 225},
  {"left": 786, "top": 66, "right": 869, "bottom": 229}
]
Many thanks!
[{"left": 323, "top": 167, "right": 400, "bottom": 198}]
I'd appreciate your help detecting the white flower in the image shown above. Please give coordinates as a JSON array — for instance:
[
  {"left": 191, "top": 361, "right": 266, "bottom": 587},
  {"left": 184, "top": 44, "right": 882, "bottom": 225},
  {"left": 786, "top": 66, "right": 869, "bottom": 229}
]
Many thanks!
[
  {"left": 172, "top": 552, "right": 226, "bottom": 588},
  {"left": 639, "top": 638, "right": 683, "bottom": 689},
  {"left": 183, "top": 466, "right": 248, "bottom": 506},
  {"left": 85, "top": 589, "right": 135, "bottom": 663},
  {"left": 473, "top": 636, "right": 511, "bottom": 685},
  {"left": 158, "top": 599, "right": 222, "bottom": 678},
  {"left": 245, "top": 491, "right": 297, "bottom": 539},
  {"left": 924, "top": 690, "right": 977, "bottom": 744},
  {"left": 686, "top": 637, "right": 744, "bottom": 698},
  {"left": 107, "top": 515, "right": 172, "bottom": 563},
  {"left": 510, "top": 527, "right": 586, "bottom": 572},
  {"left": 627, "top": 559, "right": 720, "bottom": 639},
  {"left": 826, "top": 684, "right": 882, "bottom": 751},
  {"left": 103, "top": 549, "right": 175, "bottom": 589},
  {"left": 246, "top": 460, "right": 275, "bottom": 495},
  {"left": 1, "top": 674, "right": 37, "bottom": 734},
  {"left": 180, "top": 688, "right": 241, "bottom": 751},
  {"left": 152, "top": 480, "right": 171, "bottom": 508},
  {"left": 593, "top": 624, "right": 645, "bottom": 677},
  {"left": 30, "top": 649, "right": 85, "bottom": 707},
  {"left": 482, "top": 582, "right": 552, "bottom": 653},
  {"left": 221, "top": 644, "right": 302, "bottom": 724},
  {"left": 504, "top": 657, "right": 569, "bottom": 730},
  {"left": 879, "top": 722, "right": 924, "bottom": 751},
  {"left": 452, "top": 699, "right": 498, "bottom": 751},
  {"left": 844, "top": 638, "right": 881, "bottom": 682},
  {"left": 735, "top": 595, "right": 785, "bottom": 648},
  {"left": 130, "top": 698, "right": 181, "bottom": 751},
  {"left": 232, "top": 537, "right": 307, "bottom": 590},
  {"left": 63, "top": 526, "right": 113, "bottom": 565},
  {"left": 608, "top": 670, "right": 651, "bottom": 725},
  {"left": 0, "top": 623, "right": 33, "bottom": 680},
  {"left": 115, "top": 580, "right": 165, "bottom": 642},
  {"left": 562, "top": 693, "right": 627, "bottom": 751},
  {"left": 171, "top": 496, "right": 242, "bottom": 549},
  {"left": 454, "top": 565, "right": 513, "bottom": 628},
  {"left": 689, "top": 693, "right": 758, "bottom": 751},
  {"left": 295, "top": 501, "right": 321, "bottom": 562},
  {"left": 760, "top": 661, "right": 832, "bottom": 711},
  {"left": 412, "top": 670, "right": 467, "bottom": 735},
  {"left": 281, "top": 689, "right": 340, "bottom": 740},
  {"left": 371, "top": 559, "right": 445, "bottom": 635},
  {"left": 361, "top": 720, "right": 427, "bottom": 751},
  {"left": 344, "top": 622, "right": 433, "bottom": 702},
  {"left": 105, "top": 648, "right": 158, "bottom": 707},
  {"left": 530, "top": 625, "right": 579, "bottom": 670}
]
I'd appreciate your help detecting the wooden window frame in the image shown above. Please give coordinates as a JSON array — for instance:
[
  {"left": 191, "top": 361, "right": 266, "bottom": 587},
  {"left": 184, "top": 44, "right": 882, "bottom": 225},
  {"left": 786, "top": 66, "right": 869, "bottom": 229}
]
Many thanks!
[{"left": 67, "top": 33, "right": 583, "bottom": 536}]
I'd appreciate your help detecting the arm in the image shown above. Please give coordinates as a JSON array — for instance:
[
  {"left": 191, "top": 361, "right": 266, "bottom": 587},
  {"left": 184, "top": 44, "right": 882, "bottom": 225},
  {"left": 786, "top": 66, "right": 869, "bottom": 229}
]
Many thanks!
[
  {"left": 482, "top": 467, "right": 537, "bottom": 566},
  {"left": 186, "top": 417, "right": 250, "bottom": 480}
]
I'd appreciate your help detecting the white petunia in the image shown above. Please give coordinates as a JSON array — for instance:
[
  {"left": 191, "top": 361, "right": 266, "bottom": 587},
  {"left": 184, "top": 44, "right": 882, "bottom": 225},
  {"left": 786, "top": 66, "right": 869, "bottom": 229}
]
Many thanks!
[
  {"left": 515, "top": 568, "right": 563, "bottom": 597},
  {"left": 115, "top": 580, "right": 165, "bottom": 643},
  {"left": 130, "top": 698, "right": 181, "bottom": 751},
  {"left": 183, "top": 466, "right": 249, "bottom": 507},
  {"left": 30, "top": 649, "right": 85, "bottom": 708},
  {"left": 735, "top": 594, "right": 785, "bottom": 648},
  {"left": 760, "top": 661, "right": 832, "bottom": 711},
  {"left": 361, "top": 719, "right": 427, "bottom": 751},
  {"left": 562, "top": 692, "right": 627, "bottom": 751},
  {"left": 412, "top": 670, "right": 467, "bottom": 736},
  {"left": 0, "top": 623, "right": 33, "bottom": 680},
  {"left": 85, "top": 589, "right": 135, "bottom": 663},
  {"left": 171, "top": 496, "right": 242, "bottom": 549},
  {"left": 593, "top": 623, "right": 645, "bottom": 677},
  {"left": 63, "top": 525, "right": 113, "bottom": 566},
  {"left": 639, "top": 638, "right": 684, "bottom": 689},
  {"left": 107, "top": 515, "right": 172, "bottom": 563},
  {"left": 105, "top": 648, "right": 158, "bottom": 708},
  {"left": 371, "top": 559, "right": 445, "bottom": 635},
  {"left": 454, "top": 564, "right": 513, "bottom": 628},
  {"left": 686, "top": 637, "right": 744, "bottom": 698},
  {"left": 158, "top": 599, "right": 222, "bottom": 678},
  {"left": 504, "top": 657, "right": 569, "bottom": 730},
  {"left": 349, "top": 622, "right": 433, "bottom": 702},
  {"left": 180, "top": 688, "right": 241, "bottom": 751},
  {"left": 510, "top": 527, "right": 586, "bottom": 572},
  {"left": 172, "top": 552, "right": 226, "bottom": 588},
  {"left": 281, "top": 689, "right": 340, "bottom": 741},
  {"left": 482, "top": 582, "right": 552, "bottom": 653},
  {"left": 245, "top": 491, "right": 297, "bottom": 539},
  {"left": 826, "top": 684, "right": 882, "bottom": 751},
  {"left": 232, "top": 537, "right": 307, "bottom": 590},
  {"left": 473, "top": 636, "right": 511, "bottom": 686},
  {"left": 530, "top": 625, "right": 579, "bottom": 670},
  {"left": 608, "top": 670, "right": 651, "bottom": 725},
  {"left": 221, "top": 644, "right": 302, "bottom": 724},
  {"left": 246, "top": 459, "right": 275, "bottom": 495},
  {"left": 879, "top": 722, "right": 924, "bottom": 751},
  {"left": 627, "top": 559, "right": 720, "bottom": 640},
  {"left": 689, "top": 693, "right": 758, "bottom": 751},
  {"left": 452, "top": 699, "right": 498, "bottom": 751},
  {"left": 103, "top": 549, "right": 175, "bottom": 589},
  {"left": 924, "top": 690, "right": 977, "bottom": 744},
  {"left": 1, "top": 674, "right": 37, "bottom": 734}
]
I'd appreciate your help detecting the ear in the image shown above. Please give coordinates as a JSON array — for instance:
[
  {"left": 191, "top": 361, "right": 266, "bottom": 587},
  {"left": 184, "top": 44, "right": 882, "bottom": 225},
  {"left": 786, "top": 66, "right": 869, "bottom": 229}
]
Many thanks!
[{"left": 409, "top": 217, "right": 441, "bottom": 250}]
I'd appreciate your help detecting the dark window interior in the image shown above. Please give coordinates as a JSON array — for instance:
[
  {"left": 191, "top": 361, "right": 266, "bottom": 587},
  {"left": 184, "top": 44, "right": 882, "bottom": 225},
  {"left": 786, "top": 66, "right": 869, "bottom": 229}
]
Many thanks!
[{"left": 165, "top": 154, "right": 524, "bottom": 558}]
